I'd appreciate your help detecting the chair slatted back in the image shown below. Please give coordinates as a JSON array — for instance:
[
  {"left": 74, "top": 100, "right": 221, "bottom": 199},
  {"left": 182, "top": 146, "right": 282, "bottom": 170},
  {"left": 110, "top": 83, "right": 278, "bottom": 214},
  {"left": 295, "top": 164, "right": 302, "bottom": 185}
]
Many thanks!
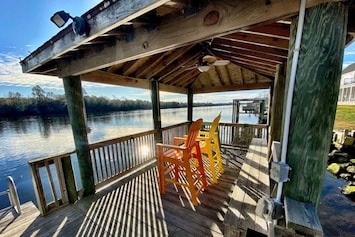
[
  {"left": 208, "top": 113, "right": 221, "bottom": 138},
  {"left": 185, "top": 119, "right": 203, "bottom": 149}
]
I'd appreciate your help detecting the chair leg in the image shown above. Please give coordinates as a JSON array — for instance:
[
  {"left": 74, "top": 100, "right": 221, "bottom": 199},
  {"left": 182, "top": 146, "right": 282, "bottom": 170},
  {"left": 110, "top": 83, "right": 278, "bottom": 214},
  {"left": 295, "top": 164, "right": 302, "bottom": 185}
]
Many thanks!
[
  {"left": 185, "top": 165, "right": 198, "bottom": 206},
  {"left": 206, "top": 148, "right": 218, "bottom": 184},
  {"left": 214, "top": 139, "right": 224, "bottom": 174},
  {"left": 195, "top": 144, "right": 207, "bottom": 190},
  {"left": 174, "top": 163, "right": 179, "bottom": 182},
  {"left": 157, "top": 156, "right": 165, "bottom": 194}
]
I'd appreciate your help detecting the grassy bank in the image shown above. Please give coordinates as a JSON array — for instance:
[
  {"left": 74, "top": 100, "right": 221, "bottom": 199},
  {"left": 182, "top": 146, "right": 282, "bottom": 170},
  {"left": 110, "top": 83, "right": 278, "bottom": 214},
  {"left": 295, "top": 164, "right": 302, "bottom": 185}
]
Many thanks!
[{"left": 334, "top": 105, "right": 355, "bottom": 130}]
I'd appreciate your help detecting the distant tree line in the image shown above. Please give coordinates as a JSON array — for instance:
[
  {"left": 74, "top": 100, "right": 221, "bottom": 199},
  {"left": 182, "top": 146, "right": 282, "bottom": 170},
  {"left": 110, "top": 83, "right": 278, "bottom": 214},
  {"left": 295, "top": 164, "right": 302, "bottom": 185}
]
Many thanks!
[{"left": 0, "top": 85, "right": 226, "bottom": 118}]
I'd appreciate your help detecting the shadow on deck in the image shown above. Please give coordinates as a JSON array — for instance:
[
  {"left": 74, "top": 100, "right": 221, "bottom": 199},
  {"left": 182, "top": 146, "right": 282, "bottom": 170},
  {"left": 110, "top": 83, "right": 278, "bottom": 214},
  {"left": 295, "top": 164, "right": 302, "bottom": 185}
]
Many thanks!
[{"left": 0, "top": 147, "right": 246, "bottom": 237}]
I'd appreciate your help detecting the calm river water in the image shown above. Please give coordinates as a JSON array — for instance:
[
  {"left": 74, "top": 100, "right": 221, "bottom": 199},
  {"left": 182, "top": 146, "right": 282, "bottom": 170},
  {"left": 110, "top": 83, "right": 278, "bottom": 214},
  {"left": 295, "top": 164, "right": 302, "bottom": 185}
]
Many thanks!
[{"left": 0, "top": 105, "right": 354, "bottom": 236}]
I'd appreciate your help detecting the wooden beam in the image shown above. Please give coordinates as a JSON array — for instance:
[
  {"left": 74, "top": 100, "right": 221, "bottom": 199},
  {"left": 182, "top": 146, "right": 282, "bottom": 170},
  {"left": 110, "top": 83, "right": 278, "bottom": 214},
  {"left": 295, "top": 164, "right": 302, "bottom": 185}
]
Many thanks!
[
  {"left": 81, "top": 70, "right": 151, "bottom": 89},
  {"left": 192, "top": 82, "right": 271, "bottom": 94},
  {"left": 45, "top": 0, "right": 335, "bottom": 77},
  {"left": 243, "top": 22, "right": 291, "bottom": 39},
  {"left": 213, "top": 37, "right": 288, "bottom": 59},
  {"left": 80, "top": 70, "right": 188, "bottom": 94},
  {"left": 21, "top": 0, "right": 170, "bottom": 73},
  {"left": 221, "top": 32, "right": 290, "bottom": 50},
  {"left": 145, "top": 44, "right": 196, "bottom": 79}
]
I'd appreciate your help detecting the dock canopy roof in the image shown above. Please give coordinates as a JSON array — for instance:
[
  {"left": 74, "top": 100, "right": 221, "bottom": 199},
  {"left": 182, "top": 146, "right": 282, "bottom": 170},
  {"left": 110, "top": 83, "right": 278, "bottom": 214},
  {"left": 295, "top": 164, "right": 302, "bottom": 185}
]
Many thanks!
[{"left": 20, "top": 0, "right": 355, "bottom": 94}]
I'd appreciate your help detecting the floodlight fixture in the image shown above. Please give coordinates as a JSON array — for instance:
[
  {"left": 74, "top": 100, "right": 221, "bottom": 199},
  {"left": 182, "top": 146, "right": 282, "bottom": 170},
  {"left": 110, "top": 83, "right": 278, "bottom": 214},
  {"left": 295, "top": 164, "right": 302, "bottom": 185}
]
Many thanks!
[{"left": 50, "top": 10, "right": 90, "bottom": 36}]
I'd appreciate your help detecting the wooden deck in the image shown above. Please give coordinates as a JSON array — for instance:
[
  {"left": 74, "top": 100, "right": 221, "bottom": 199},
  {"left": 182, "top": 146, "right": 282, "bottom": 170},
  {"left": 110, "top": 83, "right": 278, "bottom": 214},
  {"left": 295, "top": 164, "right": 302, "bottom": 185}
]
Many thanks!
[{"left": 0, "top": 147, "right": 248, "bottom": 237}]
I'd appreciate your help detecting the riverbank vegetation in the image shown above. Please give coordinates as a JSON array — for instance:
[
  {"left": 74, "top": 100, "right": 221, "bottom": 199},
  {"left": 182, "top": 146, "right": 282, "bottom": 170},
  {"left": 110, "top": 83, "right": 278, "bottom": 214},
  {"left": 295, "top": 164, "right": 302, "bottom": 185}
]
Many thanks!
[{"left": 0, "top": 86, "right": 227, "bottom": 117}]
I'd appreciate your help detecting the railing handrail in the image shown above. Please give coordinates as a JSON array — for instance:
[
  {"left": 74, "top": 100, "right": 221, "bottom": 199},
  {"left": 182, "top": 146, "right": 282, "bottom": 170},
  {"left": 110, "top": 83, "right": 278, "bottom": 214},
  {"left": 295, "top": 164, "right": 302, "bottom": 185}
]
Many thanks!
[
  {"left": 218, "top": 122, "right": 269, "bottom": 128},
  {"left": 89, "top": 129, "right": 158, "bottom": 149},
  {"left": 88, "top": 122, "right": 191, "bottom": 149},
  {"left": 28, "top": 150, "right": 76, "bottom": 164},
  {"left": 0, "top": 176, "right": 21, "bottom": 215},
  {"left": 161, "top": 121, "right": 190, "bottom": 131}
]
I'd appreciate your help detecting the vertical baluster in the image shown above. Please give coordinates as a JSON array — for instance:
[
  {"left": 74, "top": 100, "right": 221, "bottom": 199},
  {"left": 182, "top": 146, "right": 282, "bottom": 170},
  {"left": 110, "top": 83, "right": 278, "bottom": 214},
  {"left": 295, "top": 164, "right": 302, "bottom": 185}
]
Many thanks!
[
  {"left": 97, "top": 147, "right": 104, "bottom": 182},
  {"left": 112, "top": 143, "right": 118, "bottom": 175},
  {"left": 121, "top": 141, "right": 127, "bottom": 171},
  {"left": 106, "top": 145, "right": 112, "bottom": 179},
  {"left": 132, "top": 138, "right": 137, "bottom": 167},
  {"left": 116, "top": 143, "right": 123, "bottom": 173},
  {"left": 148, "top": 134, "right": 153, "bottom": 159},
  {"left": 136, "top": 137, "right": 140, "bottom": 165},
  {"left": 101, "top": 146, "right": 108, "bottom": 180},
  {"left": 90, "top": 149, "right": 99, "bottom": 184},
  {"left": 136, "top": 136, "right": 141, "bottom": 164},
  {"left": 128, "top": 140, "right": 133, "bottom": 169}
]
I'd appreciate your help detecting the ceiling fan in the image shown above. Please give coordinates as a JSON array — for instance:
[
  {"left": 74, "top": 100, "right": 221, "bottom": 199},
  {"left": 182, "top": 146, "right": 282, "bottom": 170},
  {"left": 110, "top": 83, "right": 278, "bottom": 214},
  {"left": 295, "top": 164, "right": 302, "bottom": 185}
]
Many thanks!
[
  {"left": 184, "top": 40, "right": 230, "bottom": 72},
  {"left": 197, "top": 54, "right": 230, "bottom": 72}
]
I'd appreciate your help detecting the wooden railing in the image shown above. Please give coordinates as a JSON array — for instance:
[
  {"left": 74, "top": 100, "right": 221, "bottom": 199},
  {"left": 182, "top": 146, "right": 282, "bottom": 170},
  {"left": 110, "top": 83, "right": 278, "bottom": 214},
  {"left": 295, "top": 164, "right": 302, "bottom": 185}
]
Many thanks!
[
  {"left": 28, "top": 121, "right": 267, "bottom": 216},
  {"left": 28, "top": 122, "right": 190, "bottom": 215},
  {"left": 203, "top": 122, "right": 268, "bottom": 148},
  {"left": 89, "top": 130, "right": 157, "bottom": 189},
  {"left": 90, "top": 122, "right": 190, "bottom": 189},
  {"left": 28, "top": 151, "right": 76, "bottom": 215}
]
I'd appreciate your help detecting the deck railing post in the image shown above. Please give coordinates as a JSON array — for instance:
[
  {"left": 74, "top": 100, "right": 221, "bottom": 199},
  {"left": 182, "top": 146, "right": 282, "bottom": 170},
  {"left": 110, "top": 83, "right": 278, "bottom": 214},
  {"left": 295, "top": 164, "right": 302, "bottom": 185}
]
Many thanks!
[
  {"left": 61, "top": 155, "right": 78, "bottom": 203},
  {"left": 151, "top": 79, "right": 162, "bottom": 143},
  {"left": 187, "top": 87, "right": 193, "bottom": 122}
]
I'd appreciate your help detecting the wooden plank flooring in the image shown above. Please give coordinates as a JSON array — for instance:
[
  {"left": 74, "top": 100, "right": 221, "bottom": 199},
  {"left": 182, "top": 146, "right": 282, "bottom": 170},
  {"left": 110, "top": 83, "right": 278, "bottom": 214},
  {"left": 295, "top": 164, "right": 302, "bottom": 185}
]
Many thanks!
[{"left": 0, "top": 147, "right": 246, "bottom": 237}]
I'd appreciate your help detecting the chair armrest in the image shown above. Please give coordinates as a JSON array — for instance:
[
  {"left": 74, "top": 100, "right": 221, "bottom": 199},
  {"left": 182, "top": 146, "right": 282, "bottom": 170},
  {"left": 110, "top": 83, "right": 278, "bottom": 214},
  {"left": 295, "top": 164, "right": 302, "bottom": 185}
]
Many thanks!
[
  {"left": 156, "top": 143, "right": 187, "bottom": 151},
  {"left": 173, "top": 137, "right": 187, "bottom": 146}
]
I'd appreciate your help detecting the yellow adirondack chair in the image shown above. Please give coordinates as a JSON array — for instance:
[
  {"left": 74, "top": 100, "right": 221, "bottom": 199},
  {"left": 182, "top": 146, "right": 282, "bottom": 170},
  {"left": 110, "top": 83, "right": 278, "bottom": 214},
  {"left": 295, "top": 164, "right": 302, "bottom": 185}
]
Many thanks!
[
  {"left": 198, "top": 113, "right": 223, "bottom": 183},
  {"left": 178, "top": 113, "right": 223, "bottom": 184}
]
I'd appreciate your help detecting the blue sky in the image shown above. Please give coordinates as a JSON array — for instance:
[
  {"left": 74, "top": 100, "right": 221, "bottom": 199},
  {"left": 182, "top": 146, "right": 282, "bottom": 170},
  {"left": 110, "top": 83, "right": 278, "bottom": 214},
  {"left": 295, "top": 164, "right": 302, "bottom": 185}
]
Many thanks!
[{"left": 1, "top": 1, "right": 355, "bottom": 103}]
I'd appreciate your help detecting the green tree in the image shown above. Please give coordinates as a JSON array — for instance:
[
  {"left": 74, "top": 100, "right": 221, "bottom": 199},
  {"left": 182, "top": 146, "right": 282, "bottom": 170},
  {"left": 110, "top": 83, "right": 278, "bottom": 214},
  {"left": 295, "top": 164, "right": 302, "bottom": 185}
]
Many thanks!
[{"left": 31, "top": 85, "right": 45, "bottom": 100}]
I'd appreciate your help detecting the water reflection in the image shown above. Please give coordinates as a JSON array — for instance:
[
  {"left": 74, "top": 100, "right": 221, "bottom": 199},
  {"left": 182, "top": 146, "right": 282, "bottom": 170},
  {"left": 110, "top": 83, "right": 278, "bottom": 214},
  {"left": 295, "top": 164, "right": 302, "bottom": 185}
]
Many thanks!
[{"left": 318, "top": 172, "right": 355, "bottom": 236}]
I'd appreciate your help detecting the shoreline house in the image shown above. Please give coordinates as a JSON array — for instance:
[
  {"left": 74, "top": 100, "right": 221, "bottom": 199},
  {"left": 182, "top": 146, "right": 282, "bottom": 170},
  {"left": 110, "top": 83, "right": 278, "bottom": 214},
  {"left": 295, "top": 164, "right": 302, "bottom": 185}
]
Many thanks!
[{"left": 339, "top": 63, "right": 355, "bottom": 105}]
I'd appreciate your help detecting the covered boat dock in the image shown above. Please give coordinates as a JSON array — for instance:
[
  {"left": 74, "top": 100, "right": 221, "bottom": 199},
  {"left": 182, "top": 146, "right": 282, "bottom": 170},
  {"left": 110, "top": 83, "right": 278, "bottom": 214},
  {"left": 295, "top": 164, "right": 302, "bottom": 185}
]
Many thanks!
[{"left": 4, "top": 0, "right": 355, "bottom": 236}]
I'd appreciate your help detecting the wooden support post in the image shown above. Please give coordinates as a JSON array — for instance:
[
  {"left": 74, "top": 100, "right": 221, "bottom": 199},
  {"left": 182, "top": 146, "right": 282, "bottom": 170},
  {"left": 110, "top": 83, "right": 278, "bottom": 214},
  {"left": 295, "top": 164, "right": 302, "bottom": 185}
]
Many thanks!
[
  {"left": 63, "top": 76, "right": 95, "bottom": 196},
  {"left": 283, "top": 2, "right": 348, "bottom": 205},
  {"left": 151, "top": 79, "right": 162, "bottom": 143},
  {"left": 187, "top": 87, "right": 193, "bottom": 122},
  {"left": 268, "top": 64, "right": 286, "bottom": 157},
  {"left": 62, "top": 156, "right": 78, "bottom": 203},
  {"left": 232, "top": 100, "right": 239, "bottom": 123}
]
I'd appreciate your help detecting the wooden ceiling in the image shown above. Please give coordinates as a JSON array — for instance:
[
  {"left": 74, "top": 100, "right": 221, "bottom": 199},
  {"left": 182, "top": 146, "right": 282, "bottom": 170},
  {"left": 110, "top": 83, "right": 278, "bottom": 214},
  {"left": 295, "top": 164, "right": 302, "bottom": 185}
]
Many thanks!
[{"left": 20, "top": 0, "right": 355, "bottom": 95}]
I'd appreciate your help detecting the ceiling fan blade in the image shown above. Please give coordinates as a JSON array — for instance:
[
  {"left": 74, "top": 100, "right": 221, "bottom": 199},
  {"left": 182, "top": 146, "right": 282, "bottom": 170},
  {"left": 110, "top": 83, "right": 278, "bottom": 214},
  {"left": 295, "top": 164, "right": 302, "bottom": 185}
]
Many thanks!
[
  {"left": 213, "top": 59, "right": 230, "bottom": 66},
  {"left": 182, "top": 65, "right": 198, "bottom": 71}
]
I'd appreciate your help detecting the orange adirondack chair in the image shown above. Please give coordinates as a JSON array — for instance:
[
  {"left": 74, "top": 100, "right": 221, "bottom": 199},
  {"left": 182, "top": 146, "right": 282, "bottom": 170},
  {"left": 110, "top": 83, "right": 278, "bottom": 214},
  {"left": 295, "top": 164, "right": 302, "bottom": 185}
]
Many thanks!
[{"left": 156, "top": 118, "right": 207, "bottom": 206}]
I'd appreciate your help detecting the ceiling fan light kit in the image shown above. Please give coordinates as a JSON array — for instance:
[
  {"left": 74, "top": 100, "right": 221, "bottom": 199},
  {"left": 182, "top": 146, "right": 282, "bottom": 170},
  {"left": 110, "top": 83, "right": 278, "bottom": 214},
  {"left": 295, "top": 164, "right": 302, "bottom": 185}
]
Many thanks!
[{"left": 202, "top": 55, "right": 217, "bottom": 63}]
